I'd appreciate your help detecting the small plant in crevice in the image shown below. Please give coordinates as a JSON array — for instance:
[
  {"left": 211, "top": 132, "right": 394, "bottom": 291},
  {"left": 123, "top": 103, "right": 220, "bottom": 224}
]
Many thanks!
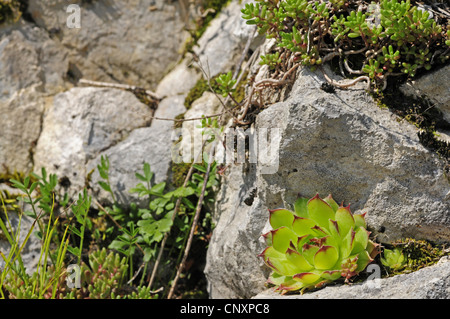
[
  {"left": 260, "top": 194, "right": 380, "bottom": 294},
  {"left": 380, "top": 247, "right": 406, "bottom": 271},
  {"left": 241, "top": 0, "right": 450, "bottom": 91},
  {"left": 95, "top": 154, "right": 218, "bottom": 298},
  {"left": 379, "top": 237, "right": 447, "bottom": 276}
]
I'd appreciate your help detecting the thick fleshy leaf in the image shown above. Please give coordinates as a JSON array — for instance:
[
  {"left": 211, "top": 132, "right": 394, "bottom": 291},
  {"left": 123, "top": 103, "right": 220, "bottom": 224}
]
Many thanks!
[
  {"left": 277, "top": 280, "right": 306, "bottom": 292},
  {"left": 292, "top": 216, "right": 317, "bottom": 237},
  {"left": 269, "top": 209, "right": 295, "bottom": 230},
  {"left": 292, "top": 272, "right": 321, "bottom": 285},
  {"left": 302, "top": 243, "right": 320, "bottom": 266},
  {"left": 355, "top": 250, "right": 373, "bottom": 272},
  {"left": 323, "top": 194, "right": 339, "bottom": 212},
  {"left": 314, "top": 246, "right": 339, "bottom": 270},
  {"left": 267, "top": 272, "right": 291, "bottom": 286},
  {"left": 259, "top": 246, "right": 285, "bottom": 261},
  {"left": 296, "top": 235, "right": 310, "bottom": 251},
  {"left": 307, "top": 194, "right": 335, "bottom": 230},
  {"left": 354, "top": 213, "right": 367, "bottom": 228},
  {"left": 339, "top": 228, "right": 355, "bottom": 258},
  {"left": 286, "top": 248, "right": 314, "bottom": 272},
  {"left": 322, "top": 235, "right": 338, "bottom": 248},
  {"left": 335, "top": 206, "right": 355, "bottom": 237},
  {"left": 367, "top": 240, "right": 381, "bottom": 259},
  {"left": 261, "top": 247, "right": 305, "bottom": 276},
  {"left": 311, "top": 225, "right": 329, "bottom": 237},
  {"left": 320, "top": 270, "right": 341, "bottom": 281},
  {"left": 262, "top": 231, "right": 272, "bottom": 246},
  {"left": 294, "top": 197, "right": 309, "bottom": 218},
  {"left": 328, "top": 219, "right": 340, "bottom": 238},
  {"left": 351, "top": 226, "right": 369, "bottom": 254},
  {"left": 272, "top": 227, "right": 298, "bottom": 253}
]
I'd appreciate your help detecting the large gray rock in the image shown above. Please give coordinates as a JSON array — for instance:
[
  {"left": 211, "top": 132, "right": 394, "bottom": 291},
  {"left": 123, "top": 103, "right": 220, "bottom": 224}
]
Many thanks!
[
  {"left": 193, "top": 0, "right": 256, "bottom": 78},
  {"left": 33, "top": 87, "right": 153, "bottom": 195},
  {"left": 205, "top": 66, "right": 450, "bottom": 298},
  {"left": 0, "top": 86, "right": 45, "bottom": 173},
  {"left": 0, "top": 21, "right": 69, "bottom": 100},
  {"left": 27, "top": 0, "right": 190, "bottom": 89},
  {"left": 87, "top": 95, "right": 186, "bottom": 206},
  {"left": 254, "top": 256, "right": 450, "bottom": 299},
  {"left": 400, "top": 64, "right": 450, "bottom": 123},
  {"left": 0, "top": 21, "right": 69, "bottom": 173}
]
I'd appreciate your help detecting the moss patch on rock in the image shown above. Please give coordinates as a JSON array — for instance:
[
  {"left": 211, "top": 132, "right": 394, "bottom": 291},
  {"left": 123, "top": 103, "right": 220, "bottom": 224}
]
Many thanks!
[
  {"left": 372, "top": 81, "right": 450, "bottom": 168},
  {"left": 380, "top": 238, "right": 448, "bottom": 277},
  {"left": 0, "top": 0, "right": 22, "bottom": 24}
]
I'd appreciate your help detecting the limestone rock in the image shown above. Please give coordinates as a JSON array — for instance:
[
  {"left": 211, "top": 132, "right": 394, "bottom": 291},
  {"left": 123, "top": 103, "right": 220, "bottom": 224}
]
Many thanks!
[
  {"left": 27, "top": 0, "right": 189, "bottom": 89},
  {"left": 205, "top": 66, "right": 450, "bottom": 298},
  {"left": 0, "top": 21, "right": 69, "bottom": 100},
  {"left": 0, "top": 86, "right": 45, "bottom": 173},
  {"left": 33, "top": 87, "right": 153, "bottom": 195},
  {"left": 400, "top": 64, "right": 450, "bottom": 123},
  {"left": 254, "top": 257, "right": 450, "bottom": 299},
  {"left": 194, "top": 0, "right": 256, "bottom": 78},
  {"left": 87, "top": 95, "right": 186, "bottom": 206}
]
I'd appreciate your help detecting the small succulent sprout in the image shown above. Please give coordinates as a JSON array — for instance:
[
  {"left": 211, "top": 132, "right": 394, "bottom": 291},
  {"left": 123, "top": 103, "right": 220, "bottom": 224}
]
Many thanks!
[
  {"left": 381, "top": 247, "right": 406, "bottom": 270},
  {"left": 216, "top": 71, "right": 237, "bottom": 97},
  {"left": 260, "top": 194, "right": 380, "bottom": 294}
]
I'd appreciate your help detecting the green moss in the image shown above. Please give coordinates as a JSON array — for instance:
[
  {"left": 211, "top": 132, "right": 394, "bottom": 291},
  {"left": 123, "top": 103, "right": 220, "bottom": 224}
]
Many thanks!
[
  {"left": 0, "top": 169, "right": 34, "bottom": 185},
  {"left": 0, "top": 0, "right": 22, "bottom": 24},
  {"left": 183, "top": 0, "right": 231, "bottom": 55},
  {"left": 380, "top": 238, "right": 447, "bottom": 276},
  {"left": 232, "top": 71, "right": 248, "bottom": 104},
  {"left": 184, "top": 75, "right": 221, "bottom": 110}
]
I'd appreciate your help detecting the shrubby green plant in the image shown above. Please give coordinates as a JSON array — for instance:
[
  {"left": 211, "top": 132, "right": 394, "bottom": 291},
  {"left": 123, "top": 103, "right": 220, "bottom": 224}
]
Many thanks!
[
  {"left": 96, "top": 155, "right": 218, "bottom": 296},
  {"left": 260, "top": 194, "right": 380, "bottom": 293},
  {"left": 216, "top": 71, "right": 237, "bottom": 97},
  {"left": 242, "top": 0, "right": 450, "bottom": 89}
]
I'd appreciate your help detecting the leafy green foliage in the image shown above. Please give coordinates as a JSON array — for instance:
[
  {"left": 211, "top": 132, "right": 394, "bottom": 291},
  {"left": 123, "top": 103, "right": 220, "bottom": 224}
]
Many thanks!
[
  {"left": 260, "top": 52, "right": 282, "bottom": 70},
  {"left": 96, "top": 155, "right": 218, "bottom": 295},
  {"left": 260, "top": 194, "right": 380, "bottom": 293},
  {"left": 1, "top": 137, "right": 219, "bottom": 298},
  {"left": 67, "top": 189, "right": 91, "bottom": 264},
  {"left": 216, "top": 71, "right": 237, "bottom": 97},
  {"left": 242, "top": 0, "right": 450, "bottom": 88}
]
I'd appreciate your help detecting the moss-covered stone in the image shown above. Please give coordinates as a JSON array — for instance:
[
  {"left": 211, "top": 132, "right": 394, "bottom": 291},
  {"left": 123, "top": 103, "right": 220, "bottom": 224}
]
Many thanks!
[
  {"left": 380, "top": 238, "right": 448, "bottom": 276},
  {"left": 0, "top": 0, "right": 22, "bottom": 24},
  {"left": 371, "top": 84, "right": 450, "bottom": 165},
  {"left": 184, "top": 75, "right": 221, "bottom": 110},
  {"left": 171, "top": 162, "right": 192, "bottom": 188}
]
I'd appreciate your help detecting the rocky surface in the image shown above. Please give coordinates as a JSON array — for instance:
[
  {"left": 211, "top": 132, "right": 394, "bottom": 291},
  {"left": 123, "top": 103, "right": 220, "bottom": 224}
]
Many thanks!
[
  {"left": 205, "top": 66, "right": 450, "bottom": 298},
  {"left": 87, "top": 95, "right": 186, "bottom": 206},
  {"left": 254, "top": 256, "right": 450, "bottom": 299},
  {"left": 0, "top": 0, "right": 449, "bottom": 299},
  {"left": 400, "top": 64, "right": 450, "bottom": 123},
  {"left": 26, "top": 0, "right": 190, "bottom": 89},
  {"left": 33, "top": 87, "right": 154, "bottom": 196}
]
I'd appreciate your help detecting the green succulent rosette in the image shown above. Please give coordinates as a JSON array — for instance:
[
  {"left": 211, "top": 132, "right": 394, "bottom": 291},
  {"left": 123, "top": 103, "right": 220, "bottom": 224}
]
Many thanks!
[{"left": 260, "top": 194, "right": 380, "bottom": 293}]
